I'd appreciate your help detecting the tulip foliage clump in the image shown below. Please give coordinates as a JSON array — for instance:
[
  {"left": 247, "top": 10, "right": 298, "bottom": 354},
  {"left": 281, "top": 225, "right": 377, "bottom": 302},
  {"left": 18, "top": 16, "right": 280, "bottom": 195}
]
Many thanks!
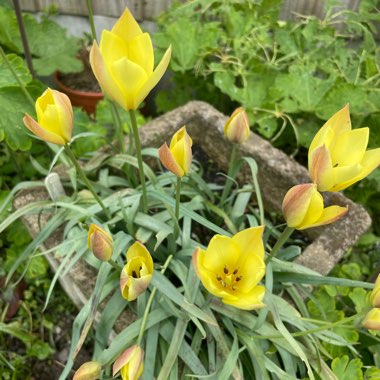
[{"left": 3, "top": 5, "right": 380, "bottom": 380}]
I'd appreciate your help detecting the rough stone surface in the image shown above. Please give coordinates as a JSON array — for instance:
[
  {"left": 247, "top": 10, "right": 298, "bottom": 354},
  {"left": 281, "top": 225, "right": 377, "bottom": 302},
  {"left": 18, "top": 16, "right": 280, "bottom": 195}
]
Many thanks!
[{"left": 15, "top": 101, "right": 372, "bottom": 318}]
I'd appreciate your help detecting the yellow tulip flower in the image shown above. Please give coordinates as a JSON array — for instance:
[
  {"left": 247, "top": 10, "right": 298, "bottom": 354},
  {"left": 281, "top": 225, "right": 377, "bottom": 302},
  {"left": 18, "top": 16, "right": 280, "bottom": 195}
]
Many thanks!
[
  {"left": 370, "top": 274, "right": 380, "bottom": 308},
  {"left": 193, "top": 226, "right": 266, "bottom": 310},
  {"left": 90, "top": 7, "right": 172, "bottom": 111},
  {"left": 113, "top": 345, "right": 144, "bottom": 380},
  {"left": 23, "top": 88, "right": 73, "bottom": 145},
  {"left": 308, "top": 105, "right": 380, "bottom": 192},
  {"left": 120, "top": 242, "right": 153, "bottom": 301},
  {"left": 158, "top": 126, "right": 193, "bottom": 177},
  {"left": 362, "top": 308, "right": 380, "bottom": 331},
  {"left": 224, "top": 107, "right": 250, "bottom": 144},
  {"left": 73, "top": 361, "right": 101, "bottom": 380},
  {"left": 88, "top": 224, "right": 113, "bottom": 261},
  {"left": 282, "top": 183, "right": 348, "bottom": 230}
]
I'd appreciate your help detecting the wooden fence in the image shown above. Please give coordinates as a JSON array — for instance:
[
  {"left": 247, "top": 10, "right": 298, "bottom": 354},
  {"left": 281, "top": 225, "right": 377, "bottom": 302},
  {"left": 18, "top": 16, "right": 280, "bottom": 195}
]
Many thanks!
[{"left": 20, "top": 0, "right": 362, "bottom": 20}]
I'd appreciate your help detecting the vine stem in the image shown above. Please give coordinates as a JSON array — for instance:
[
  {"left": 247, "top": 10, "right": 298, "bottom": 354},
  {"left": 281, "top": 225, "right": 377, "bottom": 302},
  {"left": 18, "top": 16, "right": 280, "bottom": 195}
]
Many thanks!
[
  {"left": 63, "top": 144, "right": 111, "bottom": 218},
  {"left": 129, "top": 109, "right": 148, "bottom": 212},
  {"left": 136, "top": 254, "right": 173, "bottom": 346},
  {"left": 85, "top": 0, "right": 97, "bottom": 42},
  {"left": 220, "top": 143, "right": 237, "bottom": 205},
  {"left": 265, "top": 225, "right": 295, "bottom": 264},
  {"left": 0, "top": 45, "right": 35, "bottom": 107},
  {"left": 175, "top": 176, "right": 182, "bottom": 222}
]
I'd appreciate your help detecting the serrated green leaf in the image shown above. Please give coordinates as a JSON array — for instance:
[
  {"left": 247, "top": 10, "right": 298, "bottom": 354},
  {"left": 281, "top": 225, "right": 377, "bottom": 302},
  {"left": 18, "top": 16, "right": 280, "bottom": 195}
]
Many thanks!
[
  {"left": 332, "top": 356, "right": 363, "bottom": 380},
  {"left": 0, "top": 53, "right": 32, "bottom": 88}
]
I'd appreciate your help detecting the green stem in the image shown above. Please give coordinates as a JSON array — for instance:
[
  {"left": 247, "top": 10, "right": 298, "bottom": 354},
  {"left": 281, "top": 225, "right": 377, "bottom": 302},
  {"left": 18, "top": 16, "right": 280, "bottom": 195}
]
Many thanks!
[
  {"left": 110, "top": 101, "right": 126, "bottom": 154},
  {"left": 64, "top": 144, "right": 111, "bottom": 218},
  {"left": 136, "top": 254, "right": 173, "bottom": 346},
  {"left": 265, "top": 225, "right": 294, "bottom": 264},
  {"left": 85, "top": 0, "right": 97, "bottom": 41},
  {"left": 108, "top": 259, "right": 122, "bottom": 271},
  {"left": 0, "top": 45, "right": 35, "bottom": 107},
  {"left": 175, "top": 176, "right": 182, "bottom": 222},
  {"left": 220, "top": 144, "right": 237, "bottom": 205},
  {"left": 129, "top": 109, "right": 148, "bottom": 212}
]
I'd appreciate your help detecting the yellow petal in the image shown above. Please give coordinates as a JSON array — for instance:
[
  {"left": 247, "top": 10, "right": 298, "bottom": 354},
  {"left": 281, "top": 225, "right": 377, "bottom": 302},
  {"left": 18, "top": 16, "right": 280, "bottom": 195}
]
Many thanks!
[
  {"left": 331, "top": 128, "right": 369, "bottom": 166},
  {"left": 170, "top": 138, "right": 192, "bottom": 175},
  {"left": 297, "top": 187, "right": 324, "bottom": 228},
  {"left": 126, "top": 242, "right": 153, "bottom": 274},
  {"left": 99, "top": 30, "right": 129, "bottom": 64},
  {"left": 203, "top": 235, "right": 240, "bottom": 274},
  {"left": 36, "top": 88, "right": 54, "bottom": 120},
  {"left": 309, "top": 145, "right": 334, "bottom": 191},
  {"left": 282, "top": 184, "right": 315, "bottom": 227},
  {"left": 111, "top": 57, "right": 148, "bottom": 109},
  {"left": 52, "top": 90, "right": 73, "bottom": 142},
  {"left": 236, "top": 254, "right": 265, "bottom": 291},
  {"left": 362, "top": 308, "right": 380, "bottom": 330},
  {"left": 112, "top": 7, "right": 142, "bottom": 42},
  {"left": 330, "top": 164, "right": 362, "bottom": 192},
  {"left": 127, "top": 33, "right": 154, "bottom": 75},
  {"left": 298, "top": 205, "right": 348, "bottom": 230},
  {"left": 222, "top": 285, "right": 265, "bottom": 310},
  {"left": 231, "top": 226, "right": 265, "bottom": 260},
  {"left": 90, "top": 41, "right": 126, "bottom": 109},
  {"left": 158, "top": 143, "right": 184, "bottom": 177},
  {"left": 133, "top": 45, "right": 172, "bottom": 109},
  {"left": 323, "top": 104, "right": 351, "bottom": 136},
  {"left": 23, "top": 114, "right": 65, "bottom": 145},
  {"left": 308, "top": 125, "right": 335, "bottom": 158},
  {"left": 126, "top": 275, "right": 152, "bottom": 301}
]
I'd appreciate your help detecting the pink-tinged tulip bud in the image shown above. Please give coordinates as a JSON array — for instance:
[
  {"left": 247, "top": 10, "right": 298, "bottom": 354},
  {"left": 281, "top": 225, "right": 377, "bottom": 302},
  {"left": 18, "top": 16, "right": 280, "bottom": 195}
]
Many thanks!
[
  {"left": 73, "top": 361, "right": 101, "bottom": 380},
  {"left": 308, "top": 104, "right": 380, "bottom": 192},
  {"left": 120, "top": 242, "right": 153, "bottom": 301},
  {"left": 370, "top": 274, "right": 380, "bottom": 307},
  {"left": 23, "top": 88, "right": 73, "bottom": 145},
  {"left": 113, "top": 345, "right": 144, "bottom": 380},
  {"left": 224, "top": 107, "right": 250, "bottom": 144},
  {"left": 362, "top": 308, "right": 380, "bottom": 330},
  {"left": 158, "top": 126, "right": 193, "bottom": 177},
  {"left": 282, "top": 183, "right": 348, "bottom": 230},
  {"left": 90, "top": 7, "right": 171, "bottom": 111},
  {"left": 88, "top": 224, "right": 113, "bottom": 261}
]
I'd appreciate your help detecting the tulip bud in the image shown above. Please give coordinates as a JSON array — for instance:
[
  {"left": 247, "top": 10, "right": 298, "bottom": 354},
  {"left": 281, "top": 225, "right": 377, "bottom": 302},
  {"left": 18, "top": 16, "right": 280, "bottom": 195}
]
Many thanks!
[
  {"left": 362, "top": 308, "right": 380, "bottom": 330},
  {"left": 23, "top": 88, "right": 73, "bottom": 145},
  {"left": 120, "top": 242, "right": 153, "bottom": 301},
  {"left": 224, "top": 107, "right": 250, "bottom": 144},
  {"left": 158, "top": 126, "right": 193, "bottom": 177},
  {"left": 73, "top": 361, "right": 101, "bottom": 380},
  {"left": 113, "top": 345, "right": 144, "bottom": 380},
  {"left": 88, "top": 224, "right": 113, "bottom": 261},
  {"left": 370, "top": 274, "right": 380, "bottom": 307},
  {"left": 282, "top": 183, "right": 348, "bottom": 230}
]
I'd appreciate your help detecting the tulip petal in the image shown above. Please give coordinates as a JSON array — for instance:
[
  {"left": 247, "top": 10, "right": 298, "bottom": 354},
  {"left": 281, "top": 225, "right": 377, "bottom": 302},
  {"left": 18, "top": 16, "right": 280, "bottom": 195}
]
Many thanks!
[
  {"left": 330, "top": 164, "right": 362, "bottom": 192},
  {"left": 90, "top": 41, "right": 126, "bottom": 109},
  {"left": 170, "top": 138, "right": 192, "bottom": 174},
  {"left": 158, "top": 143, "right": 184, "bottom": 177},
  {"left": 112, "top": 7, "right": 142, "bottom": 41},
  {"left": 237, "top": 254, "right": 266, "bottom": 291},
  {"left": 331, "top": 128, "right": 369, "bottom": 166},
  {"left": 133, "top": 45, "right": 172, "bottom": 109},
  {"left": 52, "top": 90, "right": 73, "bottom": 142},
  {"left": 297, "top": 188, "right": 324, "bottom": 228},
  {"left": 127, "top": 32, "right": 154, "bottom": 75},
  {"left": 362, "top": 308, "right": 380, "bottom": 330},
  {"left": 127, "top": 275, "right": 152, "bottom": 301},
  {"left": 113, "top": 346, "right": 137, "bottom": 375},
  {"left": 298, "top": 205, "right": 348, "bottom": 230},
  {"left": 99, "top": 30, "right": 129, "bottom": 64},
  {"left": 23, "top": 114, "right": 65, "bottom": 145},
  {"left": 127, "top": 347, "right": 144, "bottom": 380},
  {"left": 323, "top": 104, "right": 351, "bottom": 136},
  {"left": 282, "top": 184, "right": 315, "bottom": 227},
  {"left": 111, "top": 57, "right": 148, "bottom": 109},
  {"left": 309, "top": 145, "right": 334, "bottom": 191},
  {"left": 126, "top": 242, "right": 153, "bottom": 273},
  {"left": 308, "top": 124, "right": 335, "bottom": 158},
  {"left": 203, "top": 235, "right": 240, "bottom": 274},
  {"left": 222, "top": 285, "right": 265, "bottom": 310},
  {"left": 232, "top": 226, "right": 265, "bottom": 260},
  {"left": 36, "top": 88, "right": 54, "bottom": 120}
]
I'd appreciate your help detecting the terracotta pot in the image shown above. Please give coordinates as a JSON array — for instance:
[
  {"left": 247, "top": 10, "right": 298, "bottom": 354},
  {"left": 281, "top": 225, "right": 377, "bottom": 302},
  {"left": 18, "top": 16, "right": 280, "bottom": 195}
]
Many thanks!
[{"left": 54, "top": 71, "right": 103, "bottom": 115}]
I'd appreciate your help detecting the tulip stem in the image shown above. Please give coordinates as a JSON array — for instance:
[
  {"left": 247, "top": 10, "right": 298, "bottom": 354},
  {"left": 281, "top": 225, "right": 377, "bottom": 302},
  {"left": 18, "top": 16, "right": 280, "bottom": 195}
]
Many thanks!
[
  {"left": 85, "top": 0, "right": 97, "bottom": 42},
  {"left": 265, "top": 226, "right": 295, "bottom": 264},
  {"left": 129, "top": 109, "right": 148, "bottom": 213},
  {"left": 110, "top": 101, "right": 126, "bottom": 154},
  {"left": 108, "top": 259, "right": 122, "bottom": 271},
  {"left": 64, "top": 144, "right": 111, "bottom": 218},
  {"left": 220, "top": 144, "right": 237, "bottom": 205},
  {"left": 137, "top": 254, "right": 173, "bottom": 346},
  {"left": 175, "top": 176, "right": 182, "bottom": 222},
  {"left": 0, "top": 45, "right": 35, "bottom": 108}
]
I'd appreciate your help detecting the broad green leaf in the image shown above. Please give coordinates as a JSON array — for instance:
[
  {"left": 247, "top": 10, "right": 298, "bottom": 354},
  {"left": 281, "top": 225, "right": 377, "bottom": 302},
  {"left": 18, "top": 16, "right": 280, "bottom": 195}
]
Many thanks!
[
  {"left": 0, "top": 53, "right": 32, "bottom": 88},
  {"left": 331, "top": 356, "right": 363, "bottom": 380}
]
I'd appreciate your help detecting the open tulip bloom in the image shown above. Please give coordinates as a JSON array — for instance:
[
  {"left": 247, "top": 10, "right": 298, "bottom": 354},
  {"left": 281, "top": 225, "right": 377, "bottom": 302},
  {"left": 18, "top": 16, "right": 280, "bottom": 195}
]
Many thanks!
[
  {"left": 90, "top": 7, "right": 172, "bottom": 111},
  {"left": 308, "top": 105, "right": 380, "bottom": 192},
  {"left": 193, "top": 226, "right": 266, "bottom": 310}
]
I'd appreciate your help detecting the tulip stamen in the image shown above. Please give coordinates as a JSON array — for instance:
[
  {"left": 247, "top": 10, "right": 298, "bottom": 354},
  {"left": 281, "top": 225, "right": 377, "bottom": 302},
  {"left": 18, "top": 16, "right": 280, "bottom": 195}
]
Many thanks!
[
  {"left": 132, "top": 270, "right": 138, "bottom": 278},
  {"left": 224, "top": 266, "right": 229, "bottom": 274}
]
